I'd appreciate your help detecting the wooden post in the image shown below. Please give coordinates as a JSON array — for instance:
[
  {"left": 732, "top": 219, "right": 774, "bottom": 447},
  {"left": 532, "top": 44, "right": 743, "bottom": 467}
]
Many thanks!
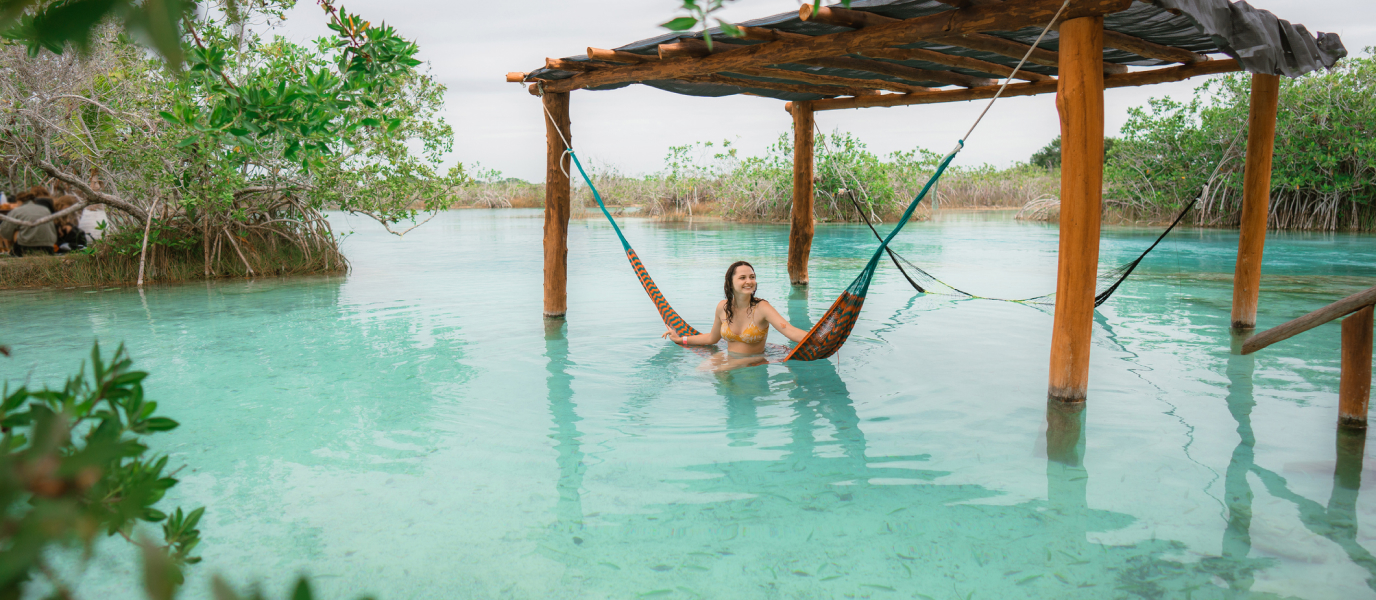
[
  {"left": 1339, "top": 305, "right": 1373, "bottom": 429},
  {"left": 543, "top": 92, "right": 572, "bottom": 318},
  {"left": 1047, "top": 16, "right": 1105, "bottom": 403},
  {"left": 1231, "top": 74, "right": 1280, "bottom": 331},
  {"left": 789, "top": 101, "right": 815, "bottom": 286}
]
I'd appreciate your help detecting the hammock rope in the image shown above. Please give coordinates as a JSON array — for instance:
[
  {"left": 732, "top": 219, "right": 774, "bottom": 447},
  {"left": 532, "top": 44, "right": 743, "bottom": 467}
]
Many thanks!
[{"left": 813, "top": 93, "right": 1204, "bottom": 309}]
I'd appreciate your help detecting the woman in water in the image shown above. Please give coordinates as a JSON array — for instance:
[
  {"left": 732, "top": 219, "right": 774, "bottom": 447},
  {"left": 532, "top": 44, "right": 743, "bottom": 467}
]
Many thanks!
[{"left": 665, "top": 261, "right": 809, "bottom": 369}]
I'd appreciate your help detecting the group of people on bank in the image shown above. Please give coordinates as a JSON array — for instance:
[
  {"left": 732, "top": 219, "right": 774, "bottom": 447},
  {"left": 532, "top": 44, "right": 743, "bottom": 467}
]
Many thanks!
[{"left": 0, "top": 185, "right": 89, "bottom": 257}]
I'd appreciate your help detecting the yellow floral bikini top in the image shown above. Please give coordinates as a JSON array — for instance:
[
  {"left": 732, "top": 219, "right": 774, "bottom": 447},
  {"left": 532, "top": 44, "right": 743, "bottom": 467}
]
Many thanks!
[{"left": 722, "top": 320, "right": 768, "bottom": 344}]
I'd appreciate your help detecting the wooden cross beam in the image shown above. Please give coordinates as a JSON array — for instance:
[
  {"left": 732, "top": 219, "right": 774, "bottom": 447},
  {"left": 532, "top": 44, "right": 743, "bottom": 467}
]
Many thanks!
[{"left": 785, "top": 58, "right": 1239, "bottom": 111}]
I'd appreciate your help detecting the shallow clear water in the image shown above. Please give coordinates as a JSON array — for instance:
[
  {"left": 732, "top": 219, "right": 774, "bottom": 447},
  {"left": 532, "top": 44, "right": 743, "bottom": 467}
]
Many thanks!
[{"left": 5, "top": 209, "right": 1376, "bottom": 599}]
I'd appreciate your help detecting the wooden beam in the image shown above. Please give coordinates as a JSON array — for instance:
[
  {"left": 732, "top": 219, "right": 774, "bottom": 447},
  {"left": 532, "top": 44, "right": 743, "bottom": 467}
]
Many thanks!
[
  {"left": 545, "top": 58, "right": 598, "bottom": 72},
  {"left": 791, "top": 58, "right": 1238, "bottom": 111},
  {"left": 1102, "top": 30, "right": 1208, "bottom": 64},
  {"left": 506, "top": 72, "right": 527, "bottom": 83},
  {"left": 1241, "top": 286, "right": 1376, "bottom": 354},
  {"left": 859, "top": 47, "right": 1054, "bottom": 81},
  {"left": 586, "top": 47, "right": 657, "bottom": 64},
  {"left": 1232, "top": 73, "right": 1280, "bottom": 331},
  {"left": 790, "top": 102, "right": 815, "bottom": 286},
  {"left": 802, "top": 4, "right": 1128, "bottom": 76},
  {"left": 1340, "top": 306, "right": 1373, "bottom": 429},
  {"left": 658, "top": 38, "right": 751, "bottom": 60},
  {"left": 543, "top": 92, "right": 571, "bottom": 318},
  {"left": 1047, "top": 15, "right": 1105, "bottom": 404},
  {"left": 800, "top": 56, "right": 996, "bottom": 88},
  {"left": 732, "top": 66, "right": 934, "bottom": 94},
  {"left": 736, "top": 26, "right": 808, "bottom": 43},
  {"left": 536, "top": 0, "right": 1134, "bottom": 93}
]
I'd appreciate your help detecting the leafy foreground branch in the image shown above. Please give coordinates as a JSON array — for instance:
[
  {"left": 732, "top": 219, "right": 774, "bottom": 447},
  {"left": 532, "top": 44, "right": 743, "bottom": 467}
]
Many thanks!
[{"left": 0, "top": 343, "right": 368, "bottom": 600}]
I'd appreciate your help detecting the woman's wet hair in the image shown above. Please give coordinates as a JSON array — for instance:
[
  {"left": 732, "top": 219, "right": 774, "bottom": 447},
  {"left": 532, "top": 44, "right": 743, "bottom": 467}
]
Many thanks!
[
  {"left": 32, "top": 197, "right": 55, "bottom": 212},
  {"left": 723, "top": 260, "right": 763, "bottom": 324}
]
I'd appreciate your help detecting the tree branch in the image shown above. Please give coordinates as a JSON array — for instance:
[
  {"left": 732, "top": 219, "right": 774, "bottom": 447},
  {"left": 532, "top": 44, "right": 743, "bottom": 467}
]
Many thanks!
[
  {"left": 0, "top": 200, "right": 87, "bottom": 227},
  {"left": 34, "top": 158, "right": 148, "bottom": 222}
]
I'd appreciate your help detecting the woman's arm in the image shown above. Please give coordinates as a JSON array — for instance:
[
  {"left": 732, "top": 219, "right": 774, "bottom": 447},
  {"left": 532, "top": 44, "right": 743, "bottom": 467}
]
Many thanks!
[
  {"left": 759, "top": 301, "right": 808, "bottom": 343},
  {"left": 666, "top": 301, "right": 724, "bottom": 345}
]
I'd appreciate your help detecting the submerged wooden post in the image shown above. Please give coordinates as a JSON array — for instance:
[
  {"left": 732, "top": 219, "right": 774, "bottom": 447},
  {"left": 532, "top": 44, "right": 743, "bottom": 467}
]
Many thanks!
[
  {"left": 1339, "top": 305, "right": 1373, "bottom": 429},
  {"left": 1047, "top": 16, "right": 1105, "bottom": 403},
  {"left": 543, "top": 92, "right": 572, "bottom": 318},
  {"left": 789, "top": 101, "right": 815, "bottom": 286},
  {"left": 1231, "top": 74, "right": 1280, "bottom": 331}
]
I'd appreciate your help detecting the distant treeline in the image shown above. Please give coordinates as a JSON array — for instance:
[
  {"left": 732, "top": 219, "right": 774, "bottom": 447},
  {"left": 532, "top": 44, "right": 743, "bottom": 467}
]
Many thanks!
[
  {"left": 450, "top": 136, "right": 1056, "bottom": 224},
  {"left": 454, "top": 50, "right": 1374, "bottom": 230}
]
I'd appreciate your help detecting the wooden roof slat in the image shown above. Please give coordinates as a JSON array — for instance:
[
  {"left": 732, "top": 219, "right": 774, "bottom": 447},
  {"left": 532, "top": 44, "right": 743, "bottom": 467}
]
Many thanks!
[
  {"left": 587, "top": 47, "right": 657, "bottom": 64},
  {"left": 658, "top": 38, "right": 751, "bottom": 60},
  {"left": 800, "top": 56, "right": 996, "bottom": 88},
  {"left": 544, "top": 59, "right": 598, "bottom": 73},
  {"left": 736, "top": 26, "right": 808, "bottom": 43},
  {"left": 858, "top": 47, "right": 1054, "bottom": 82},
  {"left": 531, "top": 0, "right": 1133, "bottom": 94},
  {"left": 730, "top": 67, "right": 935, "bottom": 94},
  {"left": 789, "top": 58, "right": 1240, "bottom": 112},
  {"left": 1101, "top": 30, "right": 1208, "bottom": 64}
]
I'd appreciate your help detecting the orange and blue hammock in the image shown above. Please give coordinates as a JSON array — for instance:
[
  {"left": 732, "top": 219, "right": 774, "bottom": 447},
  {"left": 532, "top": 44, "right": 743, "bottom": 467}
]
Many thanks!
[{"left": 569, "top": 145, "right": 960, "bottom": 361}]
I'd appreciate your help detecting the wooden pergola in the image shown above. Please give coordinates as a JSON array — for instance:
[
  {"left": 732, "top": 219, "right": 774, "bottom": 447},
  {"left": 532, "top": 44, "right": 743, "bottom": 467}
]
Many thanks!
[{"left": 507, "top": 0, "right": 1345, "bottom": 403}]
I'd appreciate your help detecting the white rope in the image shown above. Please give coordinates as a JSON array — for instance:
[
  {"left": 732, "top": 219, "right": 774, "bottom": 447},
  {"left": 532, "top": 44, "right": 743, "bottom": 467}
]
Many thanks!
[
  {"left": 538, "top": 91, "right": 575, "bottom": 180},
  {"left": 960, "top": 0, "right": 1072, "bottom": 144}
]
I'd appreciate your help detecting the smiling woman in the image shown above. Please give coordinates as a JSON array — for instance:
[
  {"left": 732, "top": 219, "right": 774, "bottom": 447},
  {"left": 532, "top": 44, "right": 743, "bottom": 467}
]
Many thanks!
[{"left": 667, "top": 260, "right": 808, "bottom": 369}]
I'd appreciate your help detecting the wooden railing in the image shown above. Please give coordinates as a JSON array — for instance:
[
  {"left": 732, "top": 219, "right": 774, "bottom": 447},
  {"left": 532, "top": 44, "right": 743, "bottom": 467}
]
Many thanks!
[{"left": 1243, "top": 286, "right": 1376, "bottom": 429}]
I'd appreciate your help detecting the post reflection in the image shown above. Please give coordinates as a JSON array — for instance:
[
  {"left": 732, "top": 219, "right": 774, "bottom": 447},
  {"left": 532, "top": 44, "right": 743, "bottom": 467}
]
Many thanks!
[
  {"left": 1045, "top": 399, "right": 1090, "bottom": 569},
  {"left": 545, "top": 318, "right": 585, "bottom": 546},
  {"left": 1219, "top": 335, "right": 1258, "bottom": 592}
]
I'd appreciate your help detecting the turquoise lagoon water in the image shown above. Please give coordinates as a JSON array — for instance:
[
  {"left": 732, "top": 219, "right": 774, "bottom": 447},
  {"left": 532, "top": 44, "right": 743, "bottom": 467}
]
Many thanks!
[{"left": 4, "top": 208, "right": 1376, "bottom": 599}]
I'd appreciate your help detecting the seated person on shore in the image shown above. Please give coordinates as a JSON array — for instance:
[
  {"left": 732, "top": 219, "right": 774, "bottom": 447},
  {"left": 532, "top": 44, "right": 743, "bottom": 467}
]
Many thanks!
[
  {"left": 665, "top": 260, "right": 808, "bottom": 371},
  {"left": 52, "top": 195, "right": 87, "bottom": 252},
  {"left": 0, "top": 195, "right": 58, "bottom": 257},
  {"left": 0, "top": 189, "right": 33, "bottom": 214}
]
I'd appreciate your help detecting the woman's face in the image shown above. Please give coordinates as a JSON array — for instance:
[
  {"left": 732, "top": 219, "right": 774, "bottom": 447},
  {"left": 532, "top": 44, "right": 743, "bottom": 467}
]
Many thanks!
[{"left": 732, "top": 265, "right": 757, "bottom": 297}]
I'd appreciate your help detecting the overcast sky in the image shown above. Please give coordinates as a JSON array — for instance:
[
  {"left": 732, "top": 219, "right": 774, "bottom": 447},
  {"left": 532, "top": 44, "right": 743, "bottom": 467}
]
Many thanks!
[{"left": 274, "top": 1, "right": 1375, "bottom": 182}]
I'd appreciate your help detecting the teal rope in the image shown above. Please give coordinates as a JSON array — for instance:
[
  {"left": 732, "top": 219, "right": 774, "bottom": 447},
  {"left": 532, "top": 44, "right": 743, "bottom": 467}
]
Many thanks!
[
  {"left": 566, "top": 150, "right": 631, "bottom": 251},
  {"left": 852, "top": 142, "right": 963, "bottom": 298}
]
